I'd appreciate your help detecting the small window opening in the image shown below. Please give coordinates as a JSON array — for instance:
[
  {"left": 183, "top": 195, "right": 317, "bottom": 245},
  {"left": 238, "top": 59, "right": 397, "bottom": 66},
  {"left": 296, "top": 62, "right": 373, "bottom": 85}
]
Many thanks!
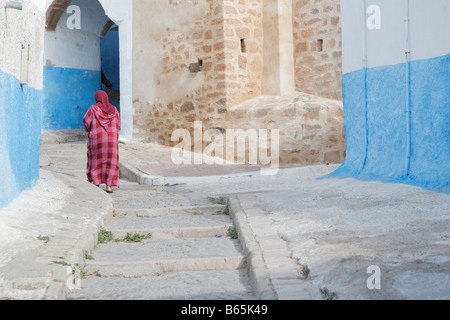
[
  {"left": 317, "top": 39, "right": 323, "bottom": 52},
  {"left": 240, "top": 39, "right": 246, "bottom": 53}
]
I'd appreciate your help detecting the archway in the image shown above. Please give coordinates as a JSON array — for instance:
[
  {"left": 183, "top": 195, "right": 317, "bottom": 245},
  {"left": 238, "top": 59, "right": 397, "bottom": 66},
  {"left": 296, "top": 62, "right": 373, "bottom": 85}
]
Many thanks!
[
  {"left": 42, "top": 0, "right": 133, "bottom": 140},
  {"left": 45, "top": 0, "right": 72, "bottom": 31}
]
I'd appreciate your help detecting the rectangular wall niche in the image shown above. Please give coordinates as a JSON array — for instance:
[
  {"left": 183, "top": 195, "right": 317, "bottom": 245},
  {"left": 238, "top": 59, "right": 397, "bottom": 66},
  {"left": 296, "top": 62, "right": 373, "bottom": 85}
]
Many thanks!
[
  {"left": 317, "top": 39, "right": 323, "bottom": 52},
  {"left": 240, "top": 39, "right": 246, "bottom": 53}
]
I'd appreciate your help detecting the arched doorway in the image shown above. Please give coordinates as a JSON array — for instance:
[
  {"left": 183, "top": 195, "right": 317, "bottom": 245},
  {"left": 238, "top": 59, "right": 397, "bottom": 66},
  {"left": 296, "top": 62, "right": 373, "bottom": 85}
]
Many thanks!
[{"left": 42, "top": 0, "right": 133, "bottom": 140}]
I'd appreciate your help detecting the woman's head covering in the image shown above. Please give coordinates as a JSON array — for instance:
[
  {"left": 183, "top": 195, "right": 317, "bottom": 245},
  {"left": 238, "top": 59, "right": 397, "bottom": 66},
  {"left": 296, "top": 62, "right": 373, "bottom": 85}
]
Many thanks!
[
  {"left": 95, "top": 90, "right": 116, "bottom": 114},
  {"left": 92, "top": 90, "right": 117, "bottom": 131}
]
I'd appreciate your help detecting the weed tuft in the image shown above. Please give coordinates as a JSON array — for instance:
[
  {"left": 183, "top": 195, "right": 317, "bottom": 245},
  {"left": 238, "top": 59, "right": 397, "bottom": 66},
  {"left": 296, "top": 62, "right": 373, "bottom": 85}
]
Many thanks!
[
  {"left": 227, "top": 226, "right": 238, "bottom": 239},
  {"left": 37, "top": 235, "right": 50, "bottom": 243},
  {"left": 97, "top": 228, "right": 114, "bottom": 244},
  {"left": 122, "top": 232, "right": 152, "bottom": 242},
  {"left": 320, "top": 287, "right": 338, "bottom": 300}
]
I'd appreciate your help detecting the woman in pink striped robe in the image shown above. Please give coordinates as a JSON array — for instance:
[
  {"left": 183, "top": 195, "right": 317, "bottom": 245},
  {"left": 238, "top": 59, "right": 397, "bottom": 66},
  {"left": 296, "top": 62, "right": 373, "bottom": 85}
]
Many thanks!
[{"left": 83, "top": 90, "right": 121, "bottom": 193}]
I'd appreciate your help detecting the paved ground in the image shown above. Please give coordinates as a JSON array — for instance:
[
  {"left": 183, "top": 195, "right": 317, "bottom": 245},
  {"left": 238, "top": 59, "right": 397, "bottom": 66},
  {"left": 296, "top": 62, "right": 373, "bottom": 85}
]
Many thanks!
[{"left": 0, "top": 130, "right": 449, "bottom": 300}]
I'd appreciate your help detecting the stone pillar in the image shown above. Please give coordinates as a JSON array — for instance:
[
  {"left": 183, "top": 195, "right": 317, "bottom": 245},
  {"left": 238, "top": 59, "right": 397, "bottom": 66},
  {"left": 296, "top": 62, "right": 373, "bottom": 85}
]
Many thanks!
[{"left": 262, "top": 0, "right": 295, "bottom": 95}]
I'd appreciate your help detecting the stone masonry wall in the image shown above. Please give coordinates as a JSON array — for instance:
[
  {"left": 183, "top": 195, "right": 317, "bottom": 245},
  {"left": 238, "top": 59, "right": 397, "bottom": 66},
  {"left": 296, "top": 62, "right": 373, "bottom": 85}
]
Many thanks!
[
  {"left": 293, "top": 0, "right": 342, "bottom": 100},
  {"left": 225, "top": 92, "right": 345, "bottom": 166},
  {"left": 132, "top": 0, "right": 264, "bottom": 146},
  {"left": 222, "top": 0, "right": 264, "bottom": 107},
  {"left": 132, "top": 0, "right": 345, "bottom": 166},
  {"left": 133, "top": 0, "right": 224, "bottom": 144}
]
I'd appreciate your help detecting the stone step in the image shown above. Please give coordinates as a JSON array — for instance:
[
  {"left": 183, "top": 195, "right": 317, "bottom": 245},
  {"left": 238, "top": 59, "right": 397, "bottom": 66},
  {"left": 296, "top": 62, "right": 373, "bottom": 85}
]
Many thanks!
[
  {"left": 111, "top": 225, "right": 231, "bottom": 240},
  {"left": 41, "top": 164, "right": 87, "bottom": 172},
  {"left": 106, "top": 215, "right": 233, "bottom": 240},
  {"left": 85, "top": 238, "right": 246, "bottom": 277},
  {"left": 113, "top": 204, "right": 227, "bottom": 217},
  {"left": 85, "top": 256, "right": 246, "bottom": 278},
  {"left": 115, "top": 215, "right": 230, "bottom": 239},
  {"left": 111, "top": 192, "right": 215, "bottom": 210},
  {"left": 68, "top": 270, "right": 256, "bottom": 300},
  {"left": 43, "top": 155, "right": 87, "bottom": 165}
]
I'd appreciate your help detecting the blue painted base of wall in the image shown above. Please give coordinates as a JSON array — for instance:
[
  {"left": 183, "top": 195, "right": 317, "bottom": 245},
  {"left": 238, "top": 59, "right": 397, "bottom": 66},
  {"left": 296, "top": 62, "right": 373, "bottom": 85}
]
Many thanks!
[
  {"left": 42, "top": 66, "right": 101, "bottom": 130},
  {"left": 0, "top": 70, "right": 43, "bottom": 209},
  {"left": 325, "top": 54, "right": 450, "bottom": 194}
]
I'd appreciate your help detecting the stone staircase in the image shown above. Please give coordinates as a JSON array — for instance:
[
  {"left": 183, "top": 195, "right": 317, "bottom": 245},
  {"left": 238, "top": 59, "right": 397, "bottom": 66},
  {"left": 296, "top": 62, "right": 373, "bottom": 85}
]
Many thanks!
[
  {"left": 68, "top": 181, "right": 255, "bottom": 300},
  {"left": 40, "top": 140, "right": 256, "bottom": 300}
]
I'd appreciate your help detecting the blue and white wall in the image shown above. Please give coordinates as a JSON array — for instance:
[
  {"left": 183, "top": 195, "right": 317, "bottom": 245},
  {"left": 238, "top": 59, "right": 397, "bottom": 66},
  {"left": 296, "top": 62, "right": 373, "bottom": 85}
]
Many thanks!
[
  {"left": 42, "top": 0, "right": 133, "bottom": 139},
  {"left": 0, "top": 0, "right": 46, "bottom": 208},
  {"left": 42, "top": 0, "right": 109, "bottom": 130},
  {"left": 330, "top": 0, "right": 449, "bottom": 193}
]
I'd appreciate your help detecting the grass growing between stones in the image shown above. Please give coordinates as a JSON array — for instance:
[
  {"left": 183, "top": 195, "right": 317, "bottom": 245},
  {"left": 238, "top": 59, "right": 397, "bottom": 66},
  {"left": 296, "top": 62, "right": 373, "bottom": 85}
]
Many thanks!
[
  {"left": 97, "top": 228, "right": 114, "bottom": 244},
  {"left": 227, "top": 226, "right": 238, "bottom": 239},
  {"left": 122, "top": 232, "right": 152, "bottom": 242},
  {"left": 215, "top": 205, "right": 229, "bottom": 216},
  {"left": 37, "top": 235, "right": 50, "bottom": 243},
  {"left": 320, "top": 287, "right": 338, "bottom": 300},
  {"left": 97, "top": 228, "right": 152, "bottom": 244}
]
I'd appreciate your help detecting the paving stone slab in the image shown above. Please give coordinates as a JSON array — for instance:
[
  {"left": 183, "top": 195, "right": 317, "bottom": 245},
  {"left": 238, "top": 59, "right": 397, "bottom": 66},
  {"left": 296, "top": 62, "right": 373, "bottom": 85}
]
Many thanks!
[
  {"left": 90, "top": 238, "right": 245, "bottom": 263},
  {"left": 68, "top": 270, "right": 256, "bottom": 300},
  {"left": 106, "top": 215, "right": 233, "bottom": 239}
]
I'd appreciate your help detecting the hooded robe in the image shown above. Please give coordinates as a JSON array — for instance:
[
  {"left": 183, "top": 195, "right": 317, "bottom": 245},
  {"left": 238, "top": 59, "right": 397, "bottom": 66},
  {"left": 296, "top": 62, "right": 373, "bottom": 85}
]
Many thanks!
[{"left": 83, "top": 90, "right": 121, "bottom": 187}]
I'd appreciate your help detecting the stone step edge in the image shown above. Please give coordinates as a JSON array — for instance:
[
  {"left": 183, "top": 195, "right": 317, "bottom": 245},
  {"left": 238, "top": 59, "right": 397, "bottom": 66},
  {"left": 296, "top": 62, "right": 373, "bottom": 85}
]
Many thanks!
[
  {"left": 84, "top": 256, "right": 247, "bottom": 278},
  {"left": 108, "top": 225, "right": 232, "bottom": 239},
  {"left": 113, "top": 205, "right": 227, "bottom": 217}
]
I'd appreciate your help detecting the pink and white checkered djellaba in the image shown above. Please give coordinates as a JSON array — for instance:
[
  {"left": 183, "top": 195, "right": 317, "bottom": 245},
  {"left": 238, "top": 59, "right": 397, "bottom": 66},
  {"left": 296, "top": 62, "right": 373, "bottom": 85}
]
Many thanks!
[{"left": 83, "top": 103, "right": 121, "bottom": 187}]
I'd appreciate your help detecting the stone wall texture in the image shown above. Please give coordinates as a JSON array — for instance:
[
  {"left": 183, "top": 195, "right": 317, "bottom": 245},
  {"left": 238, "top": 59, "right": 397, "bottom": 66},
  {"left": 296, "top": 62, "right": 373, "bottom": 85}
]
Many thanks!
[
  {"left": 293, "top": 0, "right": 342, "bottom": 100},
  {"left": 225, "top": 92, "right": 345, "bottom": 166},
  {"left": 133, "top": 0, "right": 264, "bottom": 145},
  {"left": 132, "top": 0, "right": 344, "bottom": 165}
]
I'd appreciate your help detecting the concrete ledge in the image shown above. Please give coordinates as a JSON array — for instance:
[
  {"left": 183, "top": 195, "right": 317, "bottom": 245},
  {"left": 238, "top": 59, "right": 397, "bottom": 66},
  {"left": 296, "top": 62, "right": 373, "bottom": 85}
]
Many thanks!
[
  {"left": 227, "top": 196, "right": 278, "bottom": 300},
  {"left": 118, "top": 162, "right": 141, "bottom": 183}
]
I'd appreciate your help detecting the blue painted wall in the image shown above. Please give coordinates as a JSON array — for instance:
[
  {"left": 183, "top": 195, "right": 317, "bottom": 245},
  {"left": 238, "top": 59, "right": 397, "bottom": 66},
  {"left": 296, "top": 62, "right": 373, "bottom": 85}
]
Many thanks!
[
  {"left": 329, "top": 54, "right": 450, "bottom": 194},
  {"left": 101, "top": 29, "right": 120, "bottom": 91},
  {"left": 42, "top": 66, "right": 101, "bottom": 130},
  {"left": 0, "top": 70, "right": 43, "bottom": 209},
  {"left": 101, "top": 28, "right": 120, "bottom": 111}
]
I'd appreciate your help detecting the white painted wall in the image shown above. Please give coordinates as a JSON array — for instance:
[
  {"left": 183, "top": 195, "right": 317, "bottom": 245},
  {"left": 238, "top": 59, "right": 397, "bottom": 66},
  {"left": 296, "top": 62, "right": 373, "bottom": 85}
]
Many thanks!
[
  {"left": 1, "top": 0, "right": 45, "bottom": 89},
  {"left": 100, "top": 0, "right": 134, "bottom": 141},
  {"left": 43, "top": 0, "right": 109, "bottom": 70},
  {"left": 341, "top": 0, "right": 450, "bottom": 74}
]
